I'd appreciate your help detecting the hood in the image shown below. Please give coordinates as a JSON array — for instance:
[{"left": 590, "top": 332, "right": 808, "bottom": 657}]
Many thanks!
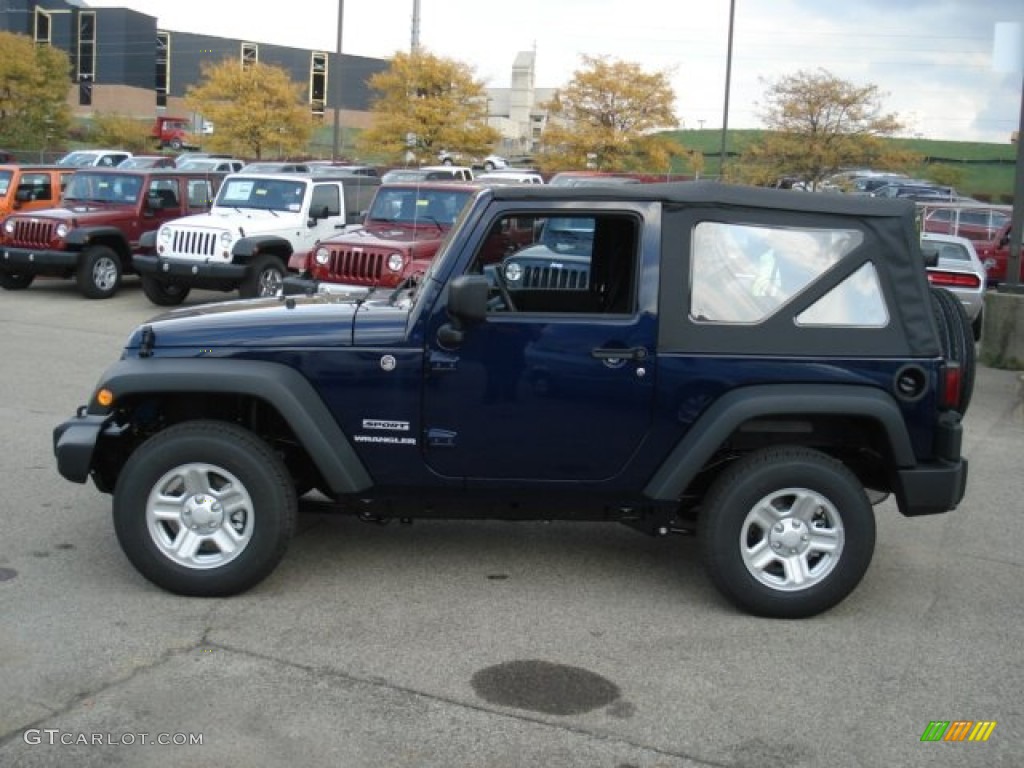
[
  {"left": 167, "top": 208, "right": 302, "bottom": 235},
  {"left": 124, "top": 293, "right": 412, "bottom": 352},
  {"left": 333, "top": 221, "right": 449, "bottom": 248},
  {"left": 19, "top": 202, "right": 132, "bottom": 221}
]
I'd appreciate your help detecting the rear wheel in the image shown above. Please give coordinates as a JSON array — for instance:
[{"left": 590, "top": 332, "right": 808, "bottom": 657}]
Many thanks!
[
  {"left": 0, "top": 272, "right": 34, "bottom": 290},
  {"left": 141, "top": 275, "right": 190, "bottom": 306},
  {"left": 930, "top": 286, "right": 975, "bottom": 413},
  {"left": 113, "top": 420, "right": 297, "bottom": 596},
  {"left": 699, "top": 447, "right": 875, "bottom": 618},
  {"left": 240, "top": 255, "right": 286, "bottom": 298},
  {"left": 77, "top": 245, "right": 121, "bottom": 299}
]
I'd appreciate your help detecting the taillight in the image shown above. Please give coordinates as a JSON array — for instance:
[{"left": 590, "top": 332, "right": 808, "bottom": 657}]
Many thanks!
[
  {"left": 941, "top": 362, "right": 962, "bottom": 410},
  {"left": 927, "top": 271, "right": 981, "bottom": 289}
]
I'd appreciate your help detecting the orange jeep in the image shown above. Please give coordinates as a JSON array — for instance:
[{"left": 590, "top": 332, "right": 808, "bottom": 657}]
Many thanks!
[{"left": 0, "top": 165, "right": 74, "bottom": 218}]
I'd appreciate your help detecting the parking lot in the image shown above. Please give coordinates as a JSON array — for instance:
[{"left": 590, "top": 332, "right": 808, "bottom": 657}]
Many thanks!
[{"left": 0, "top": 277, "right": 1022, "bottom": 767}]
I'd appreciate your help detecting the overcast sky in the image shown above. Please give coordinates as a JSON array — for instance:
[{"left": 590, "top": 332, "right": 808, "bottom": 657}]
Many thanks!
[{"left": 85, "top": 0, "right": 1024, "bottom": 144}]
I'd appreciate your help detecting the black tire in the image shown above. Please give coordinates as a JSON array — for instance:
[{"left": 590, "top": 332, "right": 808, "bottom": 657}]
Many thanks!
[
  {"left": 239, "top": 255, "right": 286, "bottom": 298},
  {"left": 142, "top": 275, "right": 190, "bottom": 306},
  {"left": 113, "top": 420, "right": 297, "bottom": 596},
  {"left": 0, "top": 272, "right": 34, "bottom": 290},
  {"left": 77, "top": 245, "right": 122, "bottom": 299},
  {"left": 930, "top": 286, "right": 975, "bottom": 414},
  {"left": 484, "top": 161, "right": 496, "bottom": 171},
  {"left": 442, "top": 157, "right": 454, "bottom": 166},
  {"left": 699, "top": 446, "right": 875, "bottom": 619},
  {"left": 169, "top": 138, "right": 183, "bottom": 151}
]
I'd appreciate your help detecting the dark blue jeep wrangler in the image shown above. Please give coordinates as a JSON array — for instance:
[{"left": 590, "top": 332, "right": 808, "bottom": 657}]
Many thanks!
[{"left": 53, "top": 182, "right": 971, "bottom": 618}]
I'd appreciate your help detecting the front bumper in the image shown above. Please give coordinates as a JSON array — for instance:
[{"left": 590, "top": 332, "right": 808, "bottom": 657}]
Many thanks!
[
  {"left": 282, "top": 275, "right": 371, "bottom": 297},
  {"left": 133, "top": 253, "right": 247, "bottom": 287},
  {"left": 1, "top": 246, "right": 78, "bottom": 273},
  {"left": 53, "top": 408, "right": 116, "bottom": 484}
]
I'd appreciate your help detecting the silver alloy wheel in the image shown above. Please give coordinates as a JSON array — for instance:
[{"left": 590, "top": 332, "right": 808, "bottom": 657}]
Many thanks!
[
  {"left": 145, "top": 462, "right": 255, "bottom": 569},
  {"left": 739, "top": 487, "right": 845, "bottom": 592},
  {"left": 257, "top": 267, "right": 283, "bottom": 296},
  {"left": 92, "top": 257, "right": 118, "bottom": 292}
]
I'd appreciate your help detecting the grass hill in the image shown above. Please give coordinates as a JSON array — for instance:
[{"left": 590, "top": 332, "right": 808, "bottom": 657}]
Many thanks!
[{"left": 662, "top": 129, "right": 1019, "bottom": 201}]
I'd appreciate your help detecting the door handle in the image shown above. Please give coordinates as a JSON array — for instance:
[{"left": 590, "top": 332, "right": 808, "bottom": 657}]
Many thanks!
[{"left": 591, "top": 346, "right": 647, "bottom": 362}]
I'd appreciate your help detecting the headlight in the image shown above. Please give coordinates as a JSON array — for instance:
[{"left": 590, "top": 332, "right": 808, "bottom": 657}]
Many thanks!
[
  {"left": 55, "top": 223, "right": 69, "bottom": 238},
  {"left": 504, "top": 262, "right": 522, "bottom": 282},
  {"left": 159, "top": 227, "right": 173, "bottom": 242},
  {"left": 2, "top": 219, "right": 13, "bottom": 235},
  {"left": 219, "top": 231, "right": 233, "bottom": 247},
  {"left": 387, "top": 253, "right": 405, "bottom": 272},
  {"left": 315, "top": 247, "right": 330, "bottom": 265}
]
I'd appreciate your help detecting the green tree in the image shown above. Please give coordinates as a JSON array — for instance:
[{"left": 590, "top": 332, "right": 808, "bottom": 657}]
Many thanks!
[
  {"left": 537, "top": 55, "right": 681, "bottom": 173},
  {"left": 185, "top": 60, "right": 313, "bottom": 160},
  {"left": 356, "top": 49, "right": 498, "bottom": 164},
  {"left": 90, "top": 113, "right": 154, "bottom": 153},
  {"left": 734, "top": 68, "right": 918, "bottom": 187},
  {"left": 0, "top": 31, "right": 72, "bottom": 151}
]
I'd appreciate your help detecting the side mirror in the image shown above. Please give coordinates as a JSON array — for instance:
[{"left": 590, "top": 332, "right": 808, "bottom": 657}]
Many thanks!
[
  {"left": 437, "top": 275, "right": 489, "bottom": 349},
  {"left": 14, "top": 189, "right": 32, "bottom": 203},
  {"left": 307, "top": 205, "right": 329, "bottom": 226}
]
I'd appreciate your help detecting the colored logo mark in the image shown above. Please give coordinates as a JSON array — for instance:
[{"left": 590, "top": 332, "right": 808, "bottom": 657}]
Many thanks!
[{"left": 920, "top": 720, "right": 997, "bottom": 742}]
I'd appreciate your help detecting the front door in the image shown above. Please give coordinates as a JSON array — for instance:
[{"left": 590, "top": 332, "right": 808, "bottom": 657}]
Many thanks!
[{"left": 421, "top": 210, "right": 655, "bottom": 482}]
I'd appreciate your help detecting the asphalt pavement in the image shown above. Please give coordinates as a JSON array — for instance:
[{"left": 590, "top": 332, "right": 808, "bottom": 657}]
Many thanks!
[{"left": 0, "top": 277, "right": 1021, "bottom": 767}]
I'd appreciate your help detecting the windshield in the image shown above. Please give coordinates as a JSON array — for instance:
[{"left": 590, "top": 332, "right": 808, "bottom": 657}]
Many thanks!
[
  {"left": 367, "top": 187, "right": 473, "bottom": 225},
  {"left": 63, "top": 173, "right": 143, "bottom": 203},
  {"left": 215, "top": 177, "right": 308, "bottom": 211},
  {"left": 0, "top": 171, "right": 11, "bottom": 196}
]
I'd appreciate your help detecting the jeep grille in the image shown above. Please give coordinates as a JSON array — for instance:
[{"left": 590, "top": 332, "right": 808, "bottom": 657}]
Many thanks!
[
  {"left": 521, "top": 264, "right": 589, "bottom": 290},
  {"left": 325, "top": 248, "right": 386, "bottom": 284},
  {"left": 7, "top": 218, "right": 57, "bottom": 248},
  {"left": 168, "top": 228, "right": 219, "bottom": 258}
]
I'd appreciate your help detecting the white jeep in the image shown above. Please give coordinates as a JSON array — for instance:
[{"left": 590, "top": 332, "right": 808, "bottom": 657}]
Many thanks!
[{"left": 134, "top": 172, "right": 379, "bottom": 305}]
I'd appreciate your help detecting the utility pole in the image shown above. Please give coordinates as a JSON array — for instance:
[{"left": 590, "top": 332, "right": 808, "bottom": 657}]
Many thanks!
[
  {"left": 331, "top": 0, "right": 344, "bottom": 162},
  {"left": 411, "top": 0, "right": 421, "bottom": 53},
  {"left": 719, "top": 0, "right": 736, "bottom": 180}
]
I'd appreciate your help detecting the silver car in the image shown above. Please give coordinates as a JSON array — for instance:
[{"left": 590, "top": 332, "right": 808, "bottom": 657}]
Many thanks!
[{"left": 920, "top": 232, "right": 987, "bottom": 339}]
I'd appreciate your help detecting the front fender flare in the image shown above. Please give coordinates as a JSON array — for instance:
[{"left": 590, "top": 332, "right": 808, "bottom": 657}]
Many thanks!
[
  {"left": 232, "top": 236, "right": 293, "bottom": 264},
  {"left": 644, "top": 384, "right": 916, "bottom": 501},
  {"left": 90, "top": 357, "right": 372, "bottom": 495}
]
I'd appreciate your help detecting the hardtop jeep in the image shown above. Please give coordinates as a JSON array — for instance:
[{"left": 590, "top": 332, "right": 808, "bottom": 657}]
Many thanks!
[
  {"left": 0, "top": 164, "right": 74, "bottom": 219},
  {"left": 0, "top": 168, "right": 224, "bottom": 298},
  {"left": 53, "top": 182, "right": 971, "bottom": 618},
  {"left": 284, "top": 181, "right": 480, "bottom": 295},
  {"left": 133, "top": 172, "right": 380, "bottom": 305}
]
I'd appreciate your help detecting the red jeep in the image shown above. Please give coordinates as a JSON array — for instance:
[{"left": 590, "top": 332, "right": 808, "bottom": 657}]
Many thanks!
[
  {"left": 285, "top": 182, "right": 483, "bottom": 294},
  {"left": 0, "top": 168, "right": 223, "bottom": 298}
]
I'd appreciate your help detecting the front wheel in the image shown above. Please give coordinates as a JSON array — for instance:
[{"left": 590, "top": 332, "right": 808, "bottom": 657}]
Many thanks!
[
  {"left": 0, "top": 272, "right": 34, "bottom": 290},
  {"left": 77, "top": 245, "right": 122, "bottom": 299},
  {"left": 239, "top": 255, "right": 286, "bottom": 298},
  {"left": 699, "top": 446, "right": 875, "bottom": 618},
  {"left": 141, "top": 275, "right": 190, "bottom": 306},
  {"left": 113, "top": 421, "right": 297, "bottom": 596}
]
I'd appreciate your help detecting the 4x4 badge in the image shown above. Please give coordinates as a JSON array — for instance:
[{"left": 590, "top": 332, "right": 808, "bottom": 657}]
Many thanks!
[{"left": 380, "top": 355, "right": 397, "bottom": 371}]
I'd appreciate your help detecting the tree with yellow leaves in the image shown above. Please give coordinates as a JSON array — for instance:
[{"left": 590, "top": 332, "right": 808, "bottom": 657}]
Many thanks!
[
  {"left": 734, "top": 69, "right": 918, "bottom": 188},
  {"left": 357, "top": 49, "right": 498, "bottom": 164},
  {"left": 185, "top": 60, "right": 313, "bottom": 160},
  {"left": 0, "top": 31, "right": 71, "bottom": 150},
  {"left": 537, "top": 55, "right": 681, "bottom": 173}
]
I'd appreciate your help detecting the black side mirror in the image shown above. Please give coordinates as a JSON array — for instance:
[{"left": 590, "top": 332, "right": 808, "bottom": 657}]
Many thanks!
[{"left": 437, "top": 275, "right": 489, "bottom": 349}]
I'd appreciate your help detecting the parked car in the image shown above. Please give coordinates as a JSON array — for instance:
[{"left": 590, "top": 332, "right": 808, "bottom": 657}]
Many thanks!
[
  {"left": 548, "top": 171, "right": 643, "bottom": 187},
  {"left": 0, "top": 148, "right": 16, "bottom": 164},
  {"left": 438, "top": 150, "right": 507, "bottom": 171},
  {"left": 919, "top": 203, "right": 1011, "bottom": 242},
  {"left": 240, "top": 161, "right": 313, "bottom": 173},
  {"left": 307, "top": 163, "right": 379, "bottom": 177},
  {"left": 173, "top": 152, "right": 236, "bottom": 168},
  {"left": 381, "top": 168, "right": 470, "bottom": 183},
  {"left": 476, "top": 171, "right": 544, "bottom": 185},
  {"left": 920, "top": 232, "right": 987, "bottom": 339},
  {"left": 420, "top": 164, "right": 474, "bottom": 181},
  {"left": 118, "top": 155, "right": 176, "bottom": 169},
  {"left": 56, "top": 149, "right": 133, "bottom": 168},
  {"left": 177, "top": 158, "right": 246, "bottom": 173},
  {"left": 0, "top": 164, "right": 74, "bottom": 218},
  {"left": 870, "top": 182, "right": 957, "bottom": 202},
  {"left": 974, "top": 222, "right": 1024, "bottom": 286}
]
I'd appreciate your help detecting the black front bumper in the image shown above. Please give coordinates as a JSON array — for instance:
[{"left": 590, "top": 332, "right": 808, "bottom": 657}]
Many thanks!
[
  {"left": 133, "top": 253, "right": 247, "bottom": 288},
  {"left": 53, "top": 409, "right": 116, "bottom": 485},
  {"left": 2, "top": 246, "right": 78, "bottom": 273}
]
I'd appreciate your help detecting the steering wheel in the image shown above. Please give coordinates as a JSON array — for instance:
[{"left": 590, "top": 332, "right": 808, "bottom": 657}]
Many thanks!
[{"left": 492, "top": 266, "right": 517, "bottom": 312}]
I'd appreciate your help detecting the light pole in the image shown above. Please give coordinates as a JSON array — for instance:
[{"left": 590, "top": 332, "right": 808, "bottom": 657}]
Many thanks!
[
  {"left": 332, "top": 0, "right": 344, "bottom": 162},
  {"left": 719, "top": 0, "right": 736, "bottom": 180}
]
